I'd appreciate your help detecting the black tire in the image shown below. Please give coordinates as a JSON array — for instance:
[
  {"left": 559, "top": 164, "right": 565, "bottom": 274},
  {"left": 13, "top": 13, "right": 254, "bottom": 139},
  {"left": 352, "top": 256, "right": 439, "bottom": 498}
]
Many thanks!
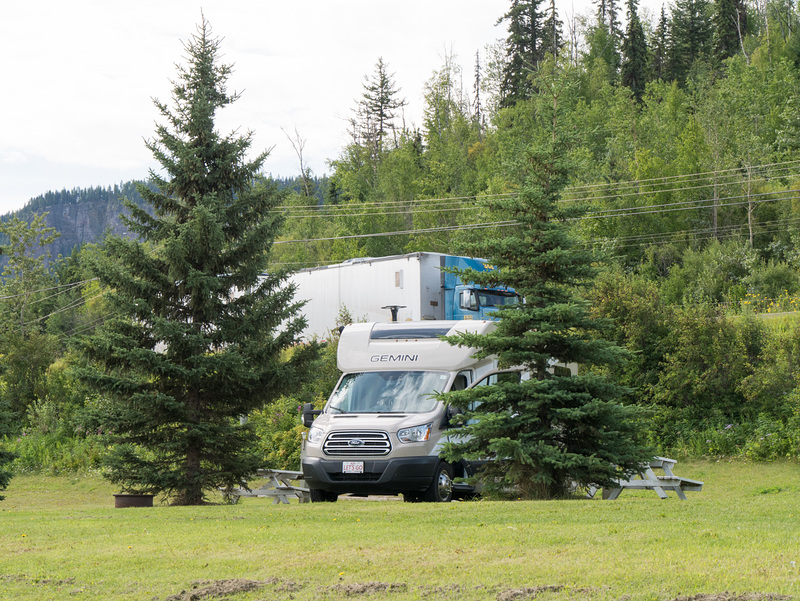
[
  {"left": 309, "top": 488, "right": 338, "bottom": 502},
  {"left": 422, "top": 462, "right": 454, "bottom": 502}
]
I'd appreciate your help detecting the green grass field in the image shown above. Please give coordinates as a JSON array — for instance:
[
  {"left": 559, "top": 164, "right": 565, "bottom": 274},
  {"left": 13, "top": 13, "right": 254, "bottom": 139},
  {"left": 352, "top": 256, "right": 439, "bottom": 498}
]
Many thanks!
[{"left": 1, "top": 460, "right": 798, "bottom": 601}]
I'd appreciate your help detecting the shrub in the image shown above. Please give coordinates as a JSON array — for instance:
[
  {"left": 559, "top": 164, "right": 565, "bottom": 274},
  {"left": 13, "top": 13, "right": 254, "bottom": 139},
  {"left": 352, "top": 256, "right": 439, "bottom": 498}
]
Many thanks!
[{"left": 5, "top": 431, "right": 105, "bottom": 474}]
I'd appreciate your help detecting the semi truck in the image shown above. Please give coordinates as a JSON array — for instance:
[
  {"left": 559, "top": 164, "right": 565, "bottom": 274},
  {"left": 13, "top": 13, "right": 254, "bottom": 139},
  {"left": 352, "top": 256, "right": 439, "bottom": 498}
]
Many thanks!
[
  {"left": 288, "top": 252, "right": 517, "bottom": 340},
  {"left": 300, "top": 319, "right": 503, "bottom": 503}
]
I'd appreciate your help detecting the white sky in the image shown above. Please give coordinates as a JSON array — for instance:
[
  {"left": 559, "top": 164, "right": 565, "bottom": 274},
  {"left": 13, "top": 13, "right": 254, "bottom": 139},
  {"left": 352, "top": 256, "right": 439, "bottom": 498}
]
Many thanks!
[{"left": 1, "top": 0, "right": 661, "bottom": 215}]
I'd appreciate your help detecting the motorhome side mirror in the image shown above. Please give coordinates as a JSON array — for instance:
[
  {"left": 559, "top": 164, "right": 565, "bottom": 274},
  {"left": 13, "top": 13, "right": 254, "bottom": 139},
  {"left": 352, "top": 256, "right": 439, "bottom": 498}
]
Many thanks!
[
  {"left": 442, "top": 404, "right": 463, "bottom": 428},
  {"left": 302, "top": 403, "right": 322, "bottom": 428}
]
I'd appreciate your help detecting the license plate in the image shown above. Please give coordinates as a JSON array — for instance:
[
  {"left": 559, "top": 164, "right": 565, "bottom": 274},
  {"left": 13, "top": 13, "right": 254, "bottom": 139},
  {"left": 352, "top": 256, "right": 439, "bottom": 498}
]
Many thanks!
[{"left": 343, "top": 461, "right": 364, "bottom": 474}]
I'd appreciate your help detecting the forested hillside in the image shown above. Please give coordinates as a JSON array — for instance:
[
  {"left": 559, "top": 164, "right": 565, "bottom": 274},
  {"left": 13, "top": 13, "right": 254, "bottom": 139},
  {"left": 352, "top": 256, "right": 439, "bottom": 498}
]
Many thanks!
[
  {"left": 2, "top": 0, "right": 800, "bottom": 486},
  {"left": 0, "top": 177, "right": 327, "bottom": 262}
]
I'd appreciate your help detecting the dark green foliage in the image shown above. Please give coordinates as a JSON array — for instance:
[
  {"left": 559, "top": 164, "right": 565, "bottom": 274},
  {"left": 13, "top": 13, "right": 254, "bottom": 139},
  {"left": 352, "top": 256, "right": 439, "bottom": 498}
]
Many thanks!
[
  {"left": 621, "top": 0, "right": 648, "bottom": 100},
  {"left": 652, "top": 305, "right": 759, "bottom": 422},
  {"left": 590, "top": 268, "right": 670, "bottom": 397},
  {"left": 713, "top": 0, "right": 746, "bottom": 65},
  {"left": 356, "top": 57, "right": 406, "bottom": 162},
  {"left": 540, "top": 0, "right": 564, "bottom": 61},
  {"left": 75, "top": 19, "right": 315, "bottom": 505},
  {"left": 251, "top": 321, "right": 346, "bottom": 471},
  {"left": 0, "top": 447, "right": 14, "bottom": 500},
  {"left": 0, "top": 397, "right": 15, "bottom": 500},
  {"left": 499, "top": 0, "right": 547, "bottom": 107},
  {"left": 650, "top": 7, "right": 670, "bottom": 81},
  {"left": 441, "top": 64, "right": 652, "bottom": 498},
  {"left": 596, "top": 0, "right": 623, "bottom": 39},
  {"left": 668, "top": 0, "right": 714, "bottom": 85}
]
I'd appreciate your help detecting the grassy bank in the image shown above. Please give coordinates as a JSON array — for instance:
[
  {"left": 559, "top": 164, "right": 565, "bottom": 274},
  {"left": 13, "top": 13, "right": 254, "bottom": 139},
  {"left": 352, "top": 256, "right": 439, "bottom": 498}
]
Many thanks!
[{"left": 1, "top": 460, "right": 798, "bottom": 601}]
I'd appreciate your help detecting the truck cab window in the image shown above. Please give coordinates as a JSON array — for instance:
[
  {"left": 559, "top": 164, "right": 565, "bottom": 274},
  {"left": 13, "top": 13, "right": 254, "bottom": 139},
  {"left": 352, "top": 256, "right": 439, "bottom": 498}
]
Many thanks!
[{"left": 459, "top": 290, "right": 478, "bottom": 311}]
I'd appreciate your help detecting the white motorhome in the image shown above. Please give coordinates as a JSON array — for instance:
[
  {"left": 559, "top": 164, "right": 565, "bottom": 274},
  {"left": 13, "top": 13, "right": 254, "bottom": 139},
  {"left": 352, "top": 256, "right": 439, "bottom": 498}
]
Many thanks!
[{"left": 300, "top": 320, "right": 498, "bottom": 502}]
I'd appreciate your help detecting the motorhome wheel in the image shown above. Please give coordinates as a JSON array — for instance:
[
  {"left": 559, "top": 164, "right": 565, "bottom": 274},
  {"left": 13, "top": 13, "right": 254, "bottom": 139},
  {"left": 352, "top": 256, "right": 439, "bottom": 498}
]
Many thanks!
[
  {"left": 423, "top": 462, "right": 454, "bottom": 502},
  {"left": 309, "top": 489, "right": 338, "bottom": 502}
]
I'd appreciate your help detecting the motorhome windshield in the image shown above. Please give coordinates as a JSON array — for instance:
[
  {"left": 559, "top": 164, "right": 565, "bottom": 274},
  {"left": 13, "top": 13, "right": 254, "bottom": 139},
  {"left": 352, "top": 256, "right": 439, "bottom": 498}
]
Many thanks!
[{"left": 328, "top": 371, "right": 449, "bottom": 414}]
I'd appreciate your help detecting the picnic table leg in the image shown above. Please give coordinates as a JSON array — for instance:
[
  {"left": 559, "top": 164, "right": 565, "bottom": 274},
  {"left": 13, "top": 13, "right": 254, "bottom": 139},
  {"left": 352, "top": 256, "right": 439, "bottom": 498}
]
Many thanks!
[{"left": 643, "top": 468, "right": 669, "bottom": 499}]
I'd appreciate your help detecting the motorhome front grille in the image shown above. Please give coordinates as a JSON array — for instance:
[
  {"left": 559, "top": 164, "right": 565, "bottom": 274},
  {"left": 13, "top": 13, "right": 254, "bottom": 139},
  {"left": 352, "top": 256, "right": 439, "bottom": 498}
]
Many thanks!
[{"left": 323, "top": 431, "right": 392, "bottom": 456}]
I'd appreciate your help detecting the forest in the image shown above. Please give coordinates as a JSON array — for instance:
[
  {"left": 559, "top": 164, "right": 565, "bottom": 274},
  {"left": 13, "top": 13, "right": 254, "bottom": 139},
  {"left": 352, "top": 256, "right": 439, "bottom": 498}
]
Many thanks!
[{"left": 2, "top": 0, "right": 800, "bottom": 486}]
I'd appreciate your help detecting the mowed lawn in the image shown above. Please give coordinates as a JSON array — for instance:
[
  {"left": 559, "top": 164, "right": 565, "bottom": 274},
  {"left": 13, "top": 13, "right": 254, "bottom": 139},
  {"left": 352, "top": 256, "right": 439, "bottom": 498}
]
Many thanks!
[{"left": 1, "top": 460, "right": 798, "bottom": 601}]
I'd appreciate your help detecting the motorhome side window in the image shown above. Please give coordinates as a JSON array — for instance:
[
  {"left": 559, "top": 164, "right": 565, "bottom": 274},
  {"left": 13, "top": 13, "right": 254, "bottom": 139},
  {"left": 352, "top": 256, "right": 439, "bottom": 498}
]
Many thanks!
[
  {"left": 451, "top": 370, "right": 472, "bottom": 391},
  {"left": 473, "top": 371, "right": 522, "bottom": 387}
]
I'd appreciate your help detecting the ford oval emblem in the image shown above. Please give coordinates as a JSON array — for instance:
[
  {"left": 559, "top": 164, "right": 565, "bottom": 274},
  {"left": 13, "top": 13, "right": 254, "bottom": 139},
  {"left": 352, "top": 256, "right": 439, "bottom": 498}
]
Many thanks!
[{"left": 348, "top": 439, "right": 365, "bottom": 447}]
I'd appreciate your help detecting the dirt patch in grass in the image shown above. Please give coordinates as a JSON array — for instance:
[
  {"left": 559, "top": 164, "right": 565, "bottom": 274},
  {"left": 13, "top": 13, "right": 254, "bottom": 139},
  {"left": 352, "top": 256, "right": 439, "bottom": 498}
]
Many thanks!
[
  {"left": 497, "top": 585, "right": 566, "bottom": 600},
  {"left": 160, "top": 580, "right": 791, "bottom": 601},
  {"left": 328, "top": 581, "right": 408, "bottom": 596},
  {"left": 163, "top": 577, "right": 300, "bottom": 600},
  {"left": 670, "top": 595, "right": 791, "bottom": 601}
]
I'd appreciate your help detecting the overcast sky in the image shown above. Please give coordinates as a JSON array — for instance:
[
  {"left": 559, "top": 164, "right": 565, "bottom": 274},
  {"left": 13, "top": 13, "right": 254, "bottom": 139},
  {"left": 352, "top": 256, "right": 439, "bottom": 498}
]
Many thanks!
[{"left": 1, "top": 0, "right": 661, "bottom": 215}]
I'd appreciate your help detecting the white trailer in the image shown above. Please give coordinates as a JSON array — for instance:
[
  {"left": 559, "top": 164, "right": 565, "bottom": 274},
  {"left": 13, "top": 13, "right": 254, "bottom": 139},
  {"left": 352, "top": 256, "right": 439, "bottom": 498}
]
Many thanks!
[{"left": 289, "top": 252, "right": 516, "bottom": 340}]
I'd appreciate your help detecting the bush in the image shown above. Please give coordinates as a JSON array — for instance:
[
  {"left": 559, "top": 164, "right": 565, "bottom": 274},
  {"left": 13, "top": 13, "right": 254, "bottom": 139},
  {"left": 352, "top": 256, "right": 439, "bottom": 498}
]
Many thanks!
[
  {"left": 249, "top": 397, "right": 307, "bottom": 471},
  {"left": 659, "top": 418, "right": 750, "bottom": 459},
  {"left": 0, "top": 446, "right": 14, "bottom": 500},
  {"left": 5, "top": 432, "right": 105, "bottom": 474}
]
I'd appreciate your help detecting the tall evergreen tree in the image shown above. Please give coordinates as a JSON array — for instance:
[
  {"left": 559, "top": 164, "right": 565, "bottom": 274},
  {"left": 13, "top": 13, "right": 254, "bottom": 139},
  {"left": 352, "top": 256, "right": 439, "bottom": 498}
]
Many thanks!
[
  {"left": 585, "top": 0, "right": 623, "bottom": 84},
  {"left": 541, "top": 0, "right": 565, "bottom": 60},
  {"left": 353, "top": 57, "right": 406, "bottom": 163},
  {"left": 713, "top": 0, "right": 746, "bottom": 65},
  {"left": 77, "top": 19, "right": 314, "bottom": 505},
  {"left": 499, "top": 0, "right": 547, "bottom": 107},
  {"left": 621, "top": 0, "right": 649, "bottom": 100},
  {"left": 596, "top": 0, "right": 623, "bottom": 39},
  {"left": 668, "top": 0, "right": 714, "bottom": 85},
  {"left": 650, "top": 6, "right": 670, "bottom": 81},
  {"left": 441, "top": 63, "right": 651, "bottom": 498}
]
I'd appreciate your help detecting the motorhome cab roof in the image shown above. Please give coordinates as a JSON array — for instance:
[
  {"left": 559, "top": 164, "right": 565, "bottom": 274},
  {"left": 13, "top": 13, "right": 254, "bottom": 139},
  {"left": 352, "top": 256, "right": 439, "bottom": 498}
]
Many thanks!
[{"left": 337, "top": 320, "right": 496, "bottom": 373}]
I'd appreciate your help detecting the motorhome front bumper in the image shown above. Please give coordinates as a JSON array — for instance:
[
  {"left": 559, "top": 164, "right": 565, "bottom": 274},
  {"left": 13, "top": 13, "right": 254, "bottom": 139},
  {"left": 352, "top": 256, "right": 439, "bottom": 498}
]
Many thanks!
[{"left": 302, "top": 455, "right": 440, "bottom": 495}]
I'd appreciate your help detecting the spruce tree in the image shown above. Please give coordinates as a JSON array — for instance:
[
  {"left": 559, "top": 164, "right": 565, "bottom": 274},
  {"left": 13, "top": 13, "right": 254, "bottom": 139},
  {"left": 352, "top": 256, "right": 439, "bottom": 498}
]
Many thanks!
[
  {"left": 499, "top": 0, "right": 547, "bottom": 107},
  {"left": 713, "top": 0, "right": 746, "bottom": 65},
  {"left": 621, "top": 0, "right": 649, "bottom": 100},
  {"left": 668, "top": 0, "right": 714, "bottom": 85},
  {"left": 650, "top": 6, "right": 670, "bottom": 82},
  {"left": 541, "top": 0, "right": 564, "bottom": 61},
  {"left": 77, "top": 19, "right": 314, "bottom": 505},
  {"left": 441, "top": 64, "right": 651, "bottom": 498}
]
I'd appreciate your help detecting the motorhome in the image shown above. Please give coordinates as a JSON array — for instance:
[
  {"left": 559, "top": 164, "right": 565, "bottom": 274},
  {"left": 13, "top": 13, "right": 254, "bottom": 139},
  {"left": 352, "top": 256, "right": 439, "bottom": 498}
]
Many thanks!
[{"left": 300, "top": 320, "right": 498, "bottom": 502}]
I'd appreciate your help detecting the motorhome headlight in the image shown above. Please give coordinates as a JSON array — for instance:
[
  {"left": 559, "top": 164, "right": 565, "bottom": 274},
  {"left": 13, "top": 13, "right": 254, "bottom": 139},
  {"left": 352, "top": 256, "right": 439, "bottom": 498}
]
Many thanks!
[
  {"left": 397, "top": 422, "right": 432, "bottom": 443},
  {"left": 307, "top": 427, "right": 324, "bottom": 445}
]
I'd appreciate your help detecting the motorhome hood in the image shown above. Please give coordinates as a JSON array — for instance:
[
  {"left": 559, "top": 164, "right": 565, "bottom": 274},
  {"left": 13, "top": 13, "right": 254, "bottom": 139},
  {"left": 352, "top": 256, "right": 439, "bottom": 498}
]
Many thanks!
[{"left": 315, "top": 411, "right": 438, "bottom": 431}]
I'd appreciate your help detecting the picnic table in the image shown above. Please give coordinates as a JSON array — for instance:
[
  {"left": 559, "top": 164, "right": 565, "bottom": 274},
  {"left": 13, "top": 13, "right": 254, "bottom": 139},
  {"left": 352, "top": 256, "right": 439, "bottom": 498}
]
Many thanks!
[
  {"left": 588, "top": 457, "right": 703, "bottom": 501},
  {"left": 224, "top": 469, "right": 310, "bottom": 504}
]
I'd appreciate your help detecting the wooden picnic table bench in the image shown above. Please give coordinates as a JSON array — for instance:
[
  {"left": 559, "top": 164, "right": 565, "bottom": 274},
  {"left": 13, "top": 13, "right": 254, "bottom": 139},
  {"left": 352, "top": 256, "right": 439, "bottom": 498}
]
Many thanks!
[
  {"left": 588, "top": 457, "right": 703, "bottom": 501},
  {"left": 223, "top": 469, "right": 310, "bottom": 504}
]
